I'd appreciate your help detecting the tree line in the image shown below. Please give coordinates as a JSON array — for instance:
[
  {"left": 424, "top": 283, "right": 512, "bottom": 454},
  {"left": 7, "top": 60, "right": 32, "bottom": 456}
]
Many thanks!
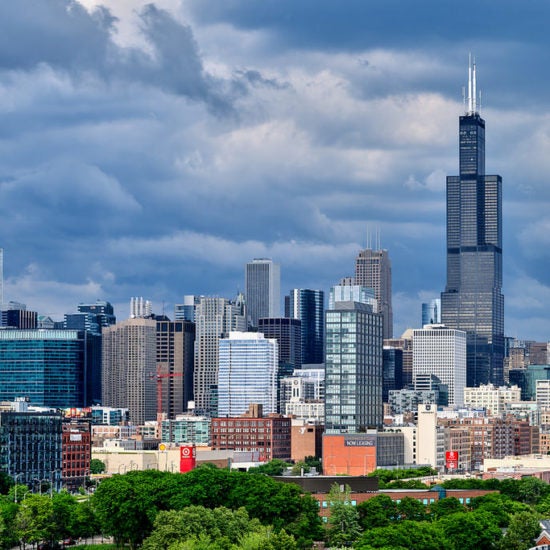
[{"left": 2, "top": 466, "right": 550, "bottom": 549}]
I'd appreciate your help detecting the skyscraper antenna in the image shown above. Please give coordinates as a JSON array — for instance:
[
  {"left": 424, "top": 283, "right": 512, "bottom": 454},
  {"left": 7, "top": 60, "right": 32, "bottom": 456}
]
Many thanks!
[
  {"left": 467, "top": 53, "right": 478, "bottom": 115},
  {"left": 468, "top": 53, "right": 472, "bottom": 114},
  {"left": 472, "top": 56, "right": 477, "bottom": 113}
]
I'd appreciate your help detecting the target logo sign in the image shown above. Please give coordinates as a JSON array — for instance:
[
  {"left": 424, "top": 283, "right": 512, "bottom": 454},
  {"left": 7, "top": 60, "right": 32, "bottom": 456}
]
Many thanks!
[{"left": 180, "top": 445, "right": 196, "bottom": 473}]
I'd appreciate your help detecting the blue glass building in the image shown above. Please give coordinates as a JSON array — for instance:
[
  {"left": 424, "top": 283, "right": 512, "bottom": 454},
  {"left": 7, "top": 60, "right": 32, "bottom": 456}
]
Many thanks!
[
  {"left": 325, "top": 301, "right": 383, "bottom": 432},
  {"left": 286, "top": 289, "right": 324, "bottom": 365},
  {"left": 0, "top": 329, "right": 86, "bottom": 408}
]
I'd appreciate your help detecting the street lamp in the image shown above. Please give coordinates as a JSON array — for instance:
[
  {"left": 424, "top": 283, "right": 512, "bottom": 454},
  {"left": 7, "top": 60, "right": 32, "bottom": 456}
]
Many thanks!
[
  {"left": 50, "top": 470, "right": 61, "bottom": 497},
  {"left": 13, "top": 473, "right": 23, "bottom": 504}
]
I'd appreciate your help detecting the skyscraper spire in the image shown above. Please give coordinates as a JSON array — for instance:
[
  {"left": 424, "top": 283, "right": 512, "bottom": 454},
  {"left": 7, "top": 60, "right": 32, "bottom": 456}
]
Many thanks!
[
  {"left": 467, "top": 53, "right": 478, "bottom": 115},
  {"left": 442, "top": 57, "right": 504, "bottom": 387}
]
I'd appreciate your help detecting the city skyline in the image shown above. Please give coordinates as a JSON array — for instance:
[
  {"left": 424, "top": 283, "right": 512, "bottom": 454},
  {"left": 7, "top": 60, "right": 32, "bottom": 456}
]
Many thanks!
[{"left": 0, "top": 1, "right": 549, "bottom": 341}]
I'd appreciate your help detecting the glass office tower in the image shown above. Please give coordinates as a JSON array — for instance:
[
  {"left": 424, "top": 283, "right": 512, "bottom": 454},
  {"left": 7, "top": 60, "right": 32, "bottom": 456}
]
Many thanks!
[
  {"left": 441, "top": 59, "right": 504, "bottom": 387},
  {"left": 286, "top": 289, "right": 324, "bottom": 365},
  {"left": 0, "top": 330, "right": 85, "bottom": 407},
  {"left": 325, "top": 301, "right": 383, "bottom": 432}
]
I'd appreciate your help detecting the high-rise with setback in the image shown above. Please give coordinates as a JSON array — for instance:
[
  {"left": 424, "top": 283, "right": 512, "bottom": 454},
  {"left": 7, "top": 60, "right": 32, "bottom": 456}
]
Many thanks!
[
  {"left": 193, "top": 295, "right": 247, "bottom": 416},
  {"left": 441, "top": 58, "right": 504, "bottom": 387},
  {"left": 355, "top": 248, "right": 393, "bottom": 339}
]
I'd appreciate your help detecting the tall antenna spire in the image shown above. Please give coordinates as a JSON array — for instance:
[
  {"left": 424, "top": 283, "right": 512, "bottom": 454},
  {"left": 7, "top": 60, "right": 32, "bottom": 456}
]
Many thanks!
[
  {"left": 468, "top": 53, "right": 473, "bottom": 114},
  {"left": 472, "top": 56, "right": 477, "bottom": 113},
  {"left": 467, "top": 53, "right": 479, "bottom": 115}
]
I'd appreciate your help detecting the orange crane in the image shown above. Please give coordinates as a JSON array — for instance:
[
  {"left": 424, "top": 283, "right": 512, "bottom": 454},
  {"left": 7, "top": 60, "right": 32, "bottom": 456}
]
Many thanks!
[{"left": 154, "top": 364, "right": 183, "bottom": 420}]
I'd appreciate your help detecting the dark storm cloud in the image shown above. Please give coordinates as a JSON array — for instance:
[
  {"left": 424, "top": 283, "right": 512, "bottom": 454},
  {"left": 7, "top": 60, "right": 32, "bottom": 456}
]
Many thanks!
[
  {"left": 186, "top": 0, "right": 543, "bottom": 50},
  {"left": 186, "top": 0, "right": 550, "bottom": 111},
  {"left": 0, "top": 1, "right": 114, "bottom": 71},
  {"left": 0, "top": 0, "right": 548, "bottom": 340},
  {"left": 0, "top": 1, "right": 237, "bottom": 113}
]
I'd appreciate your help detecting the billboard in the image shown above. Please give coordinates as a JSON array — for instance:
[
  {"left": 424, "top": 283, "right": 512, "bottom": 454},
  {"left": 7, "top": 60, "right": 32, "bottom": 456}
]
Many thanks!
[
  {"left": 446, "top": 450, "right": 459, "bottom": 470},
  {"left": 179, "top": 445, "right": 196, "bottom": 473}
]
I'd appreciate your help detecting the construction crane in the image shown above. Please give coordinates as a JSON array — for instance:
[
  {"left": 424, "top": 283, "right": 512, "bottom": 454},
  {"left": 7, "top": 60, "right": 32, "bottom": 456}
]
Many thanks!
[{"left": 154, "top": 364, "right": 183, "bottom": 421}]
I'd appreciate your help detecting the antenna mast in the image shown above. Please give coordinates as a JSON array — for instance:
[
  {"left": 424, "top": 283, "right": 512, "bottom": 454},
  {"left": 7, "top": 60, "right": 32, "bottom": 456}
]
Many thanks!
[{"left": 467, "top": 53, "right": 478, "bottom": 115}]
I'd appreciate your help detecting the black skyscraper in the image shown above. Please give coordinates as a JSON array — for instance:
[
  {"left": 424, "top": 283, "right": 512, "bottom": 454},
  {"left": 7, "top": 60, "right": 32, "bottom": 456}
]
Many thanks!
[{"left": 441, "top": 58, "right": 504, "bottom": 387}]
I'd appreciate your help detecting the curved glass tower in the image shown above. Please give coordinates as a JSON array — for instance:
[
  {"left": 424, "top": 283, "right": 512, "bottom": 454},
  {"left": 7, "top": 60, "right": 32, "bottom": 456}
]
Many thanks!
[{"left": 441, "top": 58, "right": 504, "bottom": 387}]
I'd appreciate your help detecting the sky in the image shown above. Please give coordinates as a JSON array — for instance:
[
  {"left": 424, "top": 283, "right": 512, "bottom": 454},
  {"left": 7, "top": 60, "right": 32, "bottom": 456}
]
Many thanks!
[{"left": 0, "top": 0, "right": 549, "bottom": 341}]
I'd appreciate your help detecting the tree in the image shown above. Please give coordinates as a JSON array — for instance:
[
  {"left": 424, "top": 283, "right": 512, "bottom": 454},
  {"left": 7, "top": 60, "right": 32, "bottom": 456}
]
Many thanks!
[
  {"left": 92, "top": 471, "right": 163, "bottom": 548},
  {"left": 290, "top": 461, "right": 310, "bottom": 476},
  {"left": 142, "top": 506, "right": 259, "bottom": 549},
  {"left": 471, "top": 493, "right": 519, "bottom": 527},
  {"left": 0, "top": 473, "right": 13, "bottom": 495},
  {"left": 239, "top": 527, "right": 298, "bottom": 550},
  {"left": 142, "top": 506, "right": 298, "bottom": 550},
  {"left": 72, "top": 499, "right": 100, "bottom": 540},
  {"left": 385, "top": 479, "right": 429, "bottom": 489},
  {"left": 356, "top": 520, "right": 449, "bottom": 550},
  {"left": 396, "top": 497, "right": 429, "bottom": 522},
  {"left": 51, "top": 491, "right": 78, "bottom": 541},
  {"left": 247, "top": 459, "right": 288, "bottom": 476},
  {"left": 0, "top": 498, "right": 19, "bottom": 550},
  {"left": 325, "top": 483, "right": 362, "bottom": 547},
  {"left": 499, "top": 511, "right": 541, "bottom": 550},
  {"left": 14, "top": 494, "right": 56, "bottom": 548},
  {"left": 438, "top": 510, "right": 502, "bottom": 550},
  {"left": 303, "top": 456, "right": 322, "bottom": 472},
  {"left": 90, "top": 458, "right": 106, "bottom": 474},
  {"left": 357, "top": 495, "right": 398, "bottom": 529},
  {"left": 428, "top": 497, "right": 464, "bottom": 520}
]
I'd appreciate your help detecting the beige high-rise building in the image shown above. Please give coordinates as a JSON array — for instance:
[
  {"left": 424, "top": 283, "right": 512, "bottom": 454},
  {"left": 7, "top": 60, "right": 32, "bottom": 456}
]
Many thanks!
[
  {"left": 102, "top": 318, "right": 157, "bottom": 425},
  {"left": 193, "top": 296, "right": 247, "bottom": 415},
  {"left": 355, "top": 247, "right": 393, "bottom": 338},
  {"left": 416, "top": 404, "right": 445, "bottom": 470},
  {"left": 464, "top": 384, "right": 521, "bottom": 416}
]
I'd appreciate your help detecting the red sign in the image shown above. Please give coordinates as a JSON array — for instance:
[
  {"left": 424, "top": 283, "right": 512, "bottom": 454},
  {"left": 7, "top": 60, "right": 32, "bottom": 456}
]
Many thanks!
[
  {"left": 446, "top": 450, "right": 459, "bottom": 470},
  {"left": 179, "top": 445, "right": 196, "bottom": 473}
]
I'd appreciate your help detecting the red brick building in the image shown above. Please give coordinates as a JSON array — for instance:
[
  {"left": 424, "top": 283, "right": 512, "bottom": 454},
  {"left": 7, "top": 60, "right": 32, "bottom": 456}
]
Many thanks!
[
  {"left": 277, "top": 476, "right": 497, "bottom": 519},
  {"left": 291, "top": 420, "right": 323, "bottom": 462},
  {"left": 62, "top": 420, "right": 92, "bottom": 492},
  {"left": 211, "top": 406, "right": 291, "bottom": 462}
]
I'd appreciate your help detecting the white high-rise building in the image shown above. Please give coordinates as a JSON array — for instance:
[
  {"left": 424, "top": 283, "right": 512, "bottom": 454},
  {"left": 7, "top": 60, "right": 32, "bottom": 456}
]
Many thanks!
[
  {"left": 245, "top": 259, "right": 280, "bottom": 327},
  {"left": 193, "top": 295, "right": 247, "bottom": 415},
  {"left": 218, "top": 332, "right": 278, "bottom": 417},
  {"left": 413, "top": 325, "right": 467, "bottom": 406}
]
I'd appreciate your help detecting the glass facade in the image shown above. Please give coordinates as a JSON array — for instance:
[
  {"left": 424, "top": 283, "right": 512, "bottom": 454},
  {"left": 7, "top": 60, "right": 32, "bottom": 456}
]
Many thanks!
[
  {"left": 324, "top": 302, "right": 383, "bottom": 432},
  {"left": 0, "top": 330, "right": 85, "bottom": 407},
  {"left": 287, "top": 289, "right": 325, "bottom": 364},
  {"left": 442, "top": 108, "right": 505, "bottom": 387},
  {"left": 0, "top": 411, "right": 63, "bottom": 489},
  {"left": 218, "top": 332, "right": 278, "bottom": 417},
  {"left": 161, "top": 416, "right": 210, "bottom": 445}
]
